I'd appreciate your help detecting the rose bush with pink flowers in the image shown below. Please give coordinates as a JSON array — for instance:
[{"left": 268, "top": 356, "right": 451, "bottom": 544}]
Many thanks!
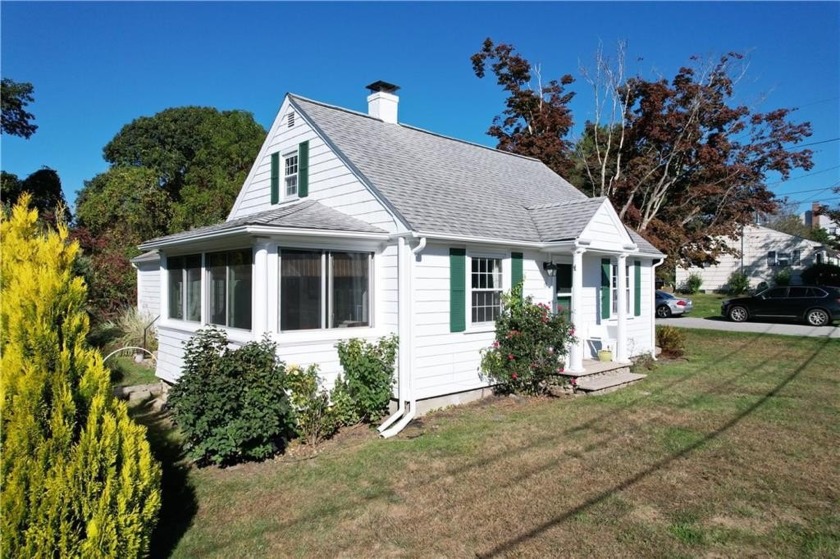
[{"left": 480, "top": 284, "right": 576, "bottom": 395}]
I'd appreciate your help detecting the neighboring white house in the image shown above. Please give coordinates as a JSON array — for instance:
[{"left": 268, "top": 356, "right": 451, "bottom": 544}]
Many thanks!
[
  {"left": 675, "top": 224, "right": 839, "bottom": 292},
  {"left": 136, "top": 81, "right": 664, "bottom": 432}
]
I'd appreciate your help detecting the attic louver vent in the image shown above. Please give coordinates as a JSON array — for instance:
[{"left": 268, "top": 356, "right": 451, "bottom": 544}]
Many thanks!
[{"left": 287, "top": 112, "right": 295, "bottom": 128}]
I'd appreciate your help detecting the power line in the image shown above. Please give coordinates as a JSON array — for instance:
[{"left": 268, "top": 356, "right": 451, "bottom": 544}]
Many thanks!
[
  {"left": 797, "top": 137, "right": 840, "bottom": 148},
  {"left": 769, "top": 165, "right": 840, "bottom": 186},
  {"left": 774, "top": 184, "right": 840, "bottom": 195}
]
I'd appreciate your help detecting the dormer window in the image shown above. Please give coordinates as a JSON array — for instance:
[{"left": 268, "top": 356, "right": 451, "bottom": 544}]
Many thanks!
[{"left": 284, "top": 151, "right": 299, "bottom": 198}]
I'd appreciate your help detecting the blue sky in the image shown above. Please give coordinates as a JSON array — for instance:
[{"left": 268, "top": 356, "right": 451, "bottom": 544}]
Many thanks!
[{"left": 2, "top": 1, "right": 838, "bottom": 216}]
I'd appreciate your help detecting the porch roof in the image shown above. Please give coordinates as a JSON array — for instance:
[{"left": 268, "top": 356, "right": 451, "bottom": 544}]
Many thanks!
[{"left": 139, "top": 200, "right": 387, "bottom": 250}]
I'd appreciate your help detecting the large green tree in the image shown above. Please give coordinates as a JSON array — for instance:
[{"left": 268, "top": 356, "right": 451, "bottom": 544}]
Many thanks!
[
  {"left": 74, "top": 106, "right": 265, "bottom": 320},
  {"left": 100, "top": 106, "right": 265, "bottom": 229},
  {"left": 473, "top": 41, "right": 814, "bottom": 270},
  {"left": 1, "top": 78, "right": 37, "bottom": 139}
]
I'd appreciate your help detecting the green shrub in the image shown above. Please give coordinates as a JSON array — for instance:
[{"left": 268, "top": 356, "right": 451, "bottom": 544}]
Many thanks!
[
  {"left": 656, "top": 326, "right": 686, "bottom": 358},
  {"left": 726, "top": 271, "right": 750, "bottom": 295},
  {"left": 773, "top": 267, "right": 792, "bottom": 286},
  {"left": 329, "top": 377, "right": 361, "bottom": 427},
  {"left": 168, "top": 328, "right": 293, "bottom": 465},
  {"left": 1, "top": 197, "right": 161, "bottom": 557},
  {"left": 285, "top": 364, "right": 338, "bottom": 447},
  {"left": 801, "top": 263, "right": 840, "bottom": 286},
  {"left": 480, "top": 284, "right": 576, "bottom": 395},
  {"left": 681, "top": 272, "right": 703, "bottom": 294},
  {"left": 335, "top": 335, "right": 399, "bottom": 422}
]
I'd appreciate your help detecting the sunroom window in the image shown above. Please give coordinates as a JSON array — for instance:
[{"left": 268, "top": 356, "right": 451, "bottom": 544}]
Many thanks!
[
  {"left": 280, "top": 249, "right": 372, "bottom": 331},
  {"left": 167, "top": 254, "right": 201, "bottom": 322},
  {"left": 207, "top": 249, "right": 252, "bottom": 330}
]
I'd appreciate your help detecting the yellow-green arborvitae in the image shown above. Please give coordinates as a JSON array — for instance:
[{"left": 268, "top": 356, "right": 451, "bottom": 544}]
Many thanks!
[{"left": 1, "top": 196, "right": 162, "bottom": 558}]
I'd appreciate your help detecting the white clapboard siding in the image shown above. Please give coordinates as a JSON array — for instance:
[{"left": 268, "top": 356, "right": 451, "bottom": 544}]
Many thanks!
[
  {"left": 675, "top": 225, "right": 826, "bottom": 292},
  {"left": 135, "top": 259, "right": 161, "bottom": 318},
  {"left": 229, "top": 98, "right": 401, "bottom": 233}
]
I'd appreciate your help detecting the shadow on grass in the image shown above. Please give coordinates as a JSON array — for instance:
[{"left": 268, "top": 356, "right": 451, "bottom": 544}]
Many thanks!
[
  {"left": 130, "top": 399, "right": 197, "bottom": 559},
  {"left": 476, "top": 335, "right": 833, "bottom": 558}
]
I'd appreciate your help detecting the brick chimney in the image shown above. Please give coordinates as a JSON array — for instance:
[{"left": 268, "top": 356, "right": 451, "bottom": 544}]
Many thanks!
[{"left": 366, "top": 80, "right": 400, "bottom": 124}]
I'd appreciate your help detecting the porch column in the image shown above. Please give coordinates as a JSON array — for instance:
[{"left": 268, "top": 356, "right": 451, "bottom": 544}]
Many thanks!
[
  {"left": 616, "top": 253, "right": 629, "bottom": 363},
  {"left": 567, "top": 248, "right": 586, "bottom": 373},
  {"left": 252, "top": 238, "right": 271, "bottom": 337}
]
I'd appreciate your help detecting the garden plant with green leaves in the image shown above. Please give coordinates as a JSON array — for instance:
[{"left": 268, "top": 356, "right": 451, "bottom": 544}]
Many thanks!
[{"left": 481, "top": 284, "right": 576, "bottom": 395}]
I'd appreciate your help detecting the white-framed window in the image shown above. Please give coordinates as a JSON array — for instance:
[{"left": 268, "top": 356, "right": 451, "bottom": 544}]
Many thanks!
[
  {"left": 279, "top": 249, "right": 372, "bottom": 331},
  {"left": 284, "top": 151, "right": 299, "bottom": 198},
  {"left": 167, "top": 254, "right": 202, "bottom": 322},
  {"left": 207, "top": 249, "right": 253, "bottom": 330},
  {"left": 471, "top": 256, "right": 503, "bottom": 324},
  {"left": 769, "top": 250, "right": 802, "bottom": 267},
  {"left": 608, "top": 260, "right": 632, "bottom": 317}
]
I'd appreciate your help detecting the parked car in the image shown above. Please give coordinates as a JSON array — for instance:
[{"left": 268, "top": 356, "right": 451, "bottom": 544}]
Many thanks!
[
  {"left": 655, "top": 290, "right": 693, "bottom": 318},
  {"left": 721, "top": 285, "right": 840, "bottom": 326}
]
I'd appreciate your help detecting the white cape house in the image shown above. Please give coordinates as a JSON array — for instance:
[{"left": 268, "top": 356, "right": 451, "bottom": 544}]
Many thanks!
[{"left": 137, "top": 82, "right": 664, "bottom": 430}]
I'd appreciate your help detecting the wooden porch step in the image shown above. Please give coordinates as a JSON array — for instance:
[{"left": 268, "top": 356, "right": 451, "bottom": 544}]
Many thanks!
[{"left": 575, "top": 372, "right": 647, "bottom": 394}]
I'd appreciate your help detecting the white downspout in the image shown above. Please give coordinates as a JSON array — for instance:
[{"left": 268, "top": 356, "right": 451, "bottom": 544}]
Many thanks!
[
  {"left": 651, "top": 257, "right": 666, "bottom": 361},
  {"left": 378, "top": 236, "right": 426, "bottom": 438}
]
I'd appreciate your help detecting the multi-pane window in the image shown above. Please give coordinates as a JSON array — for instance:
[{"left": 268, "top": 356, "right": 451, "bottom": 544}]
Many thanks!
[
  {"left": 471, "top": 257, "right": 502, "bottom": 323},
  {"left": 284, "top": 152, "right": 299, "bottom": 198},
  {"left": 208, "top": 249, "right": 252, "bottom": 330},
  {"left": 280, "top": 250, "right": 372, "bottom": 331},
  {"left": 609, "top": 261, "right": 632, "bottom": 316},
  {"left": 167, "top": 255, "right": 201, "bottom": 322}
]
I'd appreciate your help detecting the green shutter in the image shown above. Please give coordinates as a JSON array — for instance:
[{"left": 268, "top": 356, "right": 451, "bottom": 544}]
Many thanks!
[
  {"left": 298, "top": 141, "right": 309, "bottom": 198},
  {"left": 601, "top": 258, "right": 611, "bottom": 320},
  {"left": 270, "top": 152, "right": 279, "bottom": 204},
  {"left": 634, "top": 260, "right": 641, "bottom": 317},
  {"left": 511, "top": 252, "right": 523, "bottom": 295},
  {"left": 450, "top": 248, "right": 466, "bottom": 332}
]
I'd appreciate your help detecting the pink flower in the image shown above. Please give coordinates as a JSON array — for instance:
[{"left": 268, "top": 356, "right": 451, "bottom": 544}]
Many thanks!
[
  {"left": 492, "top": 340, "right": 500, "bottom": 348},
  {"left": 508, "top": 353, "right": 515, "bottom": 361},
  {"left": 570, "top": 378, "right": 577, "bottom": 386},
  {"left": 512, "top": 373, "right": 518, "bottom": 380},
  {"left": 570, "top": 329, "right": 575, "bottom": 336}
]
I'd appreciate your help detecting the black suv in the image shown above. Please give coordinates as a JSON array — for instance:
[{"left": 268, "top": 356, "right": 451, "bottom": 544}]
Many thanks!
[{"left": 721, "top": 286, "right": 840, "bottom": 326}]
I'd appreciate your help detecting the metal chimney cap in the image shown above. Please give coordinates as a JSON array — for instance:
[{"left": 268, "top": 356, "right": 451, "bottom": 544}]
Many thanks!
[{"left": 366, "top": 80, "right": 400, "bottom": 94}]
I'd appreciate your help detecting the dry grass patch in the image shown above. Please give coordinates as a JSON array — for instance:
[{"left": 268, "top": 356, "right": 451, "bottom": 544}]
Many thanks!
[{"left": 140, "top": 330, "right": 839, "bottom": 558}]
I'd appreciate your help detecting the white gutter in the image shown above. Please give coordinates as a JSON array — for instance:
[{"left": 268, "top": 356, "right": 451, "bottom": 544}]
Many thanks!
[
  {"left": 379, "top": 236, "right": 426, "bottom": 438},
  {"left": 140, "top": 226, "right": 389, "bottom": 250},
  {"left": 651, "top": 257, "right": 666, "bottom": 361}
]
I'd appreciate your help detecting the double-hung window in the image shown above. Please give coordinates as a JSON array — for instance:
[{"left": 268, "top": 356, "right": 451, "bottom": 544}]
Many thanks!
[
  {"left": 280, "top": 249, "right": 372, "bottom": 331},
  {"left": 471, "top": 256, "right": 503, "bottom": 324},
  {"left": 168, "top": 255, "right": 202, "bottom": 321},
  {"left": 603, "top": 259, "right": 633, "bottom": 318},
  {"left": 284, "top": 151, "right": 299, "bottom": 198},
  {"left": 207, "top": 249, "right": 252, "bottom": 330}
]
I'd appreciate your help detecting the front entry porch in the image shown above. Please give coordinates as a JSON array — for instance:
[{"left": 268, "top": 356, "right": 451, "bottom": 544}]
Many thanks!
[{"left": 559, "top": 359, "right": 647, "bottom": 395}]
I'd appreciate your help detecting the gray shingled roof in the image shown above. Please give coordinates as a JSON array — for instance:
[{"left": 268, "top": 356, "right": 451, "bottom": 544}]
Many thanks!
[
  {"left": 141, "top": 200, "right": 386, "bottom": 248},
  {"left": 292, "top": 96, "right": 662, "bottom": 255},
  {"left": 292, "top": 96, "right": 592, "bottom": 243},
  {"left": 527, "top": 198, "right": 607, "bottom": 242}
]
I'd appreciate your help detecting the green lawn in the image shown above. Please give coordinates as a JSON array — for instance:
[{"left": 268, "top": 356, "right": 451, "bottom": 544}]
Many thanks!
[
  {"left": 134, "top": 330, "right": 840, "bottom": 558},
  {"left": 107, "top": 354, "right": 158, "bottom": 387},
  {"left": 684, "top": 291, "right": 729, "bottom": 318}
]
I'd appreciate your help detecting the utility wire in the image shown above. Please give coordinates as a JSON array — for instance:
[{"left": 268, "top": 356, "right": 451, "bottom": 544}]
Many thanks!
[{"left": 796, "top": 137, "right": 840, "bottom": 148}]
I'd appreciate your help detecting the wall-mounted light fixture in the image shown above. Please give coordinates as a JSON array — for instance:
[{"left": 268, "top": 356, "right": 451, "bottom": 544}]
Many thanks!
[{"left": 543, "top": 261, "right": 557, "bottom": 278}]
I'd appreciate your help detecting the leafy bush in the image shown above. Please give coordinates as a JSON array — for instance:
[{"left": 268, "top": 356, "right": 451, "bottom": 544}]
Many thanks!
[
  {"left": 480, "top": 284, "right": 576, "bottom": 395},
  {"left": 168, "top": 328, "right": 293, "bottom": 465},
  {"left": 335, "top": 335, "right": 399, "bottom": 422},
  {"left": 1, "top": 196, "right": 161, "bottom": 557},
  {"left": 772, "top": 267, "right": 792, "bottom": 286},
  {"left": 656, "top": 326, "right": 686, "bottom": 358},
  {"left": 285, "top": 364, "right": 338, "bottom": 447},
  {"left": 681, "top": 272, "right": 703, "bottom": 294},
  {"left": 801, "top": 263, "right": 840, "bottom": 286},
  {"left": 329, "top": 377, "right": 361, "bottom": 427},
  {"left": 726, "top": 271, "right": 750, "bottom": 295}
]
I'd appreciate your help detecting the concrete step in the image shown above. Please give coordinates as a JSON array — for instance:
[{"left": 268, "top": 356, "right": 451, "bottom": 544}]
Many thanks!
[{"left": 575, "top": 372, "right": 647, "bottom": 394}]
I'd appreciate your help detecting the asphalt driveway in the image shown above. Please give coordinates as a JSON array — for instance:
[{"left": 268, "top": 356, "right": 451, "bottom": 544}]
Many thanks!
[{"left": 657, "top": 316, "right": 840, "bottom": 339}]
